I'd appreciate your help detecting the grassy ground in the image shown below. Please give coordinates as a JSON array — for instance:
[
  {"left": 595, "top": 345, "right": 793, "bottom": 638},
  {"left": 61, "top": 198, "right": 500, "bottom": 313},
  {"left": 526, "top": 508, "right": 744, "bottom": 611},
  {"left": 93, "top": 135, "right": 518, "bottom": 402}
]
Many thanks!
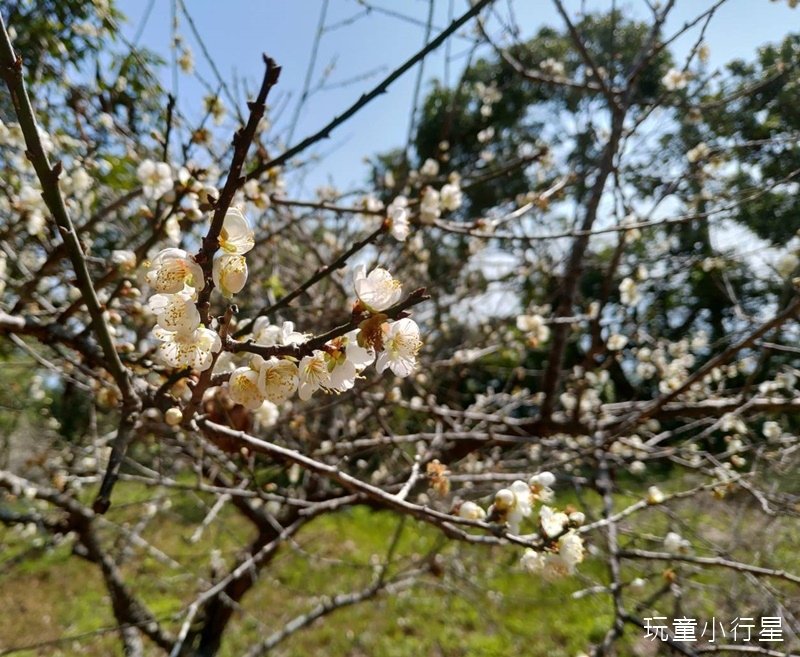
[{"left": 1, "top": 475, "right": 799, "bottom": 656}]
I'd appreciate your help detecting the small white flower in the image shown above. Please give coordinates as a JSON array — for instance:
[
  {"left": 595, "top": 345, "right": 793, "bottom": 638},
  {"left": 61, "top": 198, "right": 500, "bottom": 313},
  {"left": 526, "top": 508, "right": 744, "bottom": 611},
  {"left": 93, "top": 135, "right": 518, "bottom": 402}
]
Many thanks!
[
  {"left": 440, "top": 181, "right": 463, "bottom": 212},
  {"left": 154, "top": 326, "right": 221, "bottom": 371},
  {"left": 148, "top": 288, "right": 200, "bottom": 335},
  {"left": 664, "top": 531, "right": 691, "bottom": 553},
  {"left": 254, "top": 399, "right": 279, "bottom": 428},
  {"left": 137, "top": 159, "right": 173, "bottom": 200},
  {"left": 419, "top": 187, "right": 441, "bottom": 225},
  {"left": 458, "top": 501, "right": 486, "bottom": 521},
  {"left": 646, "top": 485, "right": 665, "bottom": 504},
  {"left": 387, "top": 196, "right": 410, "bottom": 242},
  {"left": 686, "top": 142, "right": 710, "bottom": 163},
  {"left": 662, "top": 68, "right": 689, "bottom": 91},
  {"left": 607, "top": 334, "right": 628, "bottom": 351},
  {"left": 146, "top": 248, "right": 205, "bottom": 293},
  {"left": 420, "top": 158, "right": 440, "bottom": 177},
  {"left": 298, "top": 351, "right": 331, "bottom": 400},
  {"left": 558, "top": 531, "right": 585, "bottom": 570},
  {"left": 516, "top": 314, "right": 551, "bottom": 344},
  {"left": 376, "top": 318, "right": 422, "bottom": 378},
  {"left": 111, "top": 250, "right": 137, "bottom": 272},
  {"left": 328, "top": 330, "right": 375, "bottom": 392},
  {"left": 762, "top": 420, "right": 782, "bottom": 442},
  {"left": 776, "top": 253, "right": 799, "bottom": 278},
  {"left": 252, "top": 319, "right": 308, "bottom": 347},
  {"left": 212, "top": 253, "right": 248, "bottom": 297},
  {"left": 219, "top": 207, "right": 254, "bottom": 255},
  {"left": 228, "top": 366, "right": 266, "bottom": 410},
  {"left": 354, "top": 264, "right": 402, "bottom": 312},
  {"left": 529, "top": 471, "right": 556, "bottom": 488},
  {"left": 256, "top": 356, "right": 299, "bottom": 404},
  {"left": 619, "top": 277, "right": 640, "bottom": 306},
  {"left": 539, "top": 505, "right": 569, "bottom": 538}
]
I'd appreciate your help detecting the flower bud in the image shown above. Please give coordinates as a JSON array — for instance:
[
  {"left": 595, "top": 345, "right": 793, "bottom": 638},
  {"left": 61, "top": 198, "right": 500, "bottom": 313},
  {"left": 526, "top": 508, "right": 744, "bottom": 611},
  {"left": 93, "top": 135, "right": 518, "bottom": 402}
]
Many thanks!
[{"left": 165, "top": 407, "right": 183, "bottom": 426}]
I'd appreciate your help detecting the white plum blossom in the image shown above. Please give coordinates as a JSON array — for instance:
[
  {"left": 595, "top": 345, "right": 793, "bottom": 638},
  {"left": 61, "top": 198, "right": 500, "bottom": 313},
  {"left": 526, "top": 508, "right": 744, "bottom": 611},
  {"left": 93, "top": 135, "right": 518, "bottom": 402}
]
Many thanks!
[
  {"left": 298, "top": 351, "right": 331, "bottom": 401},
  {"left": 213, "top": 253, "right": 248, "bottom": 297},
  {"left": 254, "top": 400, "right": 279, "bottom": 428},
  {"left": 252, "top": 319, "right": 307, "bottom": 347},
  {"left": 776, "top": 252, "right": 799, "bottom": 278},
  {"left": 419, "top": 157, "right": 440, "bottom": 177},
  {"left": 256, "top": 356, "right": 299, "bottom": 404},
  {"left": 458, "top": 501, "right": 486, "bottom": 521},
  {"left": 146, "top": 248, "right": 205, "bottom": 293},
  {"left": 419, "top": 186, "right": 441, "bottom": 225},
  {"left": 686, "top": 142, "right": 710, "bottom": 163},
  {"left": 376, "top": 318, "right": 421, "bottom": 378},
  {"left": 662, "top": 68, "right": 689, "bottom": 91},
  {"left": 492, "top": 481, "right": 533, "bottom": 533},
  {"left": 154, "top": 326, "right": 221, "bottom": 371},
  {"left": 228, "top": 366, "right": 266, "bottom": 410},
  {"left": 521, "top": 531, "right": 584, "bottom": 579},
  {"left": 619, "top": 277, "right": 640, "bottom": 306},
  {"left": 607, "top": 333, "right": 628, "bottom": 351},
  {"left": 763, "top": 420, "right": 782, "bottom": 442},
  {"left": 539, "top": 505, "right": 569, "bottom": 538},
  {"left": 111, "top": 249, "right": 137, "bottom": 272},
  {"left": 440, "top": 181, "right": 463, "bottom": 212},
  {"left": 327, "top": 330, "right": 375, "bottom": 392},
  {"left": 646, "top": 485, "right": 665, "bottom": 504},
  {"left": 664, "top": 531, "right": 691, "bottom": 553},
  {"left": 148, "top": 287, "right": 200, "bottom": 335},
  {"left": 137, "top": 159, "right": 173, "bottom": 200},
  {"left": 387, "top": 196, "right": 410, "bottom": 242},
  {"left": 354, "top": 264, "right": 402, "bottom": 312},
  {"left": 218, "top": 207, "right": 254, "bottom": 254},
  {"left": 516, "top": 314, "right": 551, "bottom": 345}
]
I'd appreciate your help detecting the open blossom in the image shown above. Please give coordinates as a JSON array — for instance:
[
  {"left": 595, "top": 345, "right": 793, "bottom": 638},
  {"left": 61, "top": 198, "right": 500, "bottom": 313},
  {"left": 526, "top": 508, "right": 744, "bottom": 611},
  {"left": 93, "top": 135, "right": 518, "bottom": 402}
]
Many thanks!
[
  {"left": 148, "top": 287, "right": 200, "bottom": 335},
  {"left": 539, "top": 505, "right": 569, "bottom": 538},
  {"left": 327, "top": 330, "right": 375, "bottom": 392},
  {"left": 419, "top": 186, "right": 441, "bottom": 225},
  {"left": 516, "top": 313, "right": 550, "bottom": 345},
  {"left": 521, "top": 531, "right": 584, "bottom": 579},
  {"left": 440, "top": 181, "right": 463, "bottom": 212},
  {"left": 213, "top": 253, "right": 248, "bottom": 297},
  {"left": 686, "top": 142, "right": 710, "bottom": 163},
  {"left": 254, "top": 400, "right": 279, "bottom": 428},
  {"left": 387, "top": 196, "right": 410, "bottom": 242},
  {"left": 662, "top": 67, "right": 689, "bottom": 91},
  {"left": 619, "top": 277, "right": 640, "bottom": 306},
  {"left": 762, "top": 420, "right": 782, "bottom": 442},
  {"left": 492, "top": 480, "right": 533, "bottom": 533},
  {"left": 376, "top": 318, "right": 421, "bottom": 378},
  {"left": 228, "top": 366, "right": 266, "bottom": 410},
  {"left": 256, "top": 356, "right": 299, "bottom": 404},
  {"left": 252, "top": 319, "right": 307, "bottom": 347},
  {"left": 664, "top": 531, "right": 691, "bottom": 553},
  {"left": 298, "top": 351, "right": 331, "bottom": 400},
  {"left": 607, "top": 333, "right": 628, "bottom": 351},
  {"left": 218, "top": 207, "right": 254, "bottom": 255},
  {"left": 419, "top": 157, "right": 440, "bottom": 177},
  {"left": 146, "top": 248, "right": 205, "bottom": 293},
  {"left": 137, "top": 159, "right": 173, "bottom": 200},
  {"left": 154, "top": 326, "right": 220, "bottom": 371},
  {"left": 354, "top": 264, "right": 402, "bottom": 312}
]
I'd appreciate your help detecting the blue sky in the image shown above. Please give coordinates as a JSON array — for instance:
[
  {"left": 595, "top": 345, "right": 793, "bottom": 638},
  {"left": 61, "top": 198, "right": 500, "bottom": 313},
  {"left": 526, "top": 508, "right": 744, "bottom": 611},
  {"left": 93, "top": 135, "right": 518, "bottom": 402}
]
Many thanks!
[{"left": 116, "top": 0, "right": 800, "bottom": 192}]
